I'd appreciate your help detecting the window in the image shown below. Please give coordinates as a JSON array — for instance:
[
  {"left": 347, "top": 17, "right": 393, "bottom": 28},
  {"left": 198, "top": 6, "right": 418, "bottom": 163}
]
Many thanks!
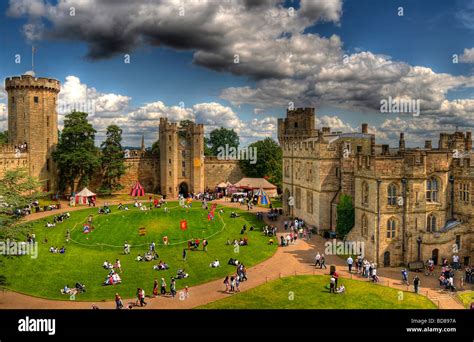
[
  {"left": 294, "top": 122, "right": 298, "bottom": 128},
  {"left": 168, "top": 159, "right": 171, "bottom": 164},
  {"left": 361, "top": 181, "right": 369, "bottom": 206},
  {"left": 427, "top": 214, "right": 437, "bottom": 232},
  {"left": 388, "top": 183, "right": 397, "bottom": 205},
  {"left": 387, "top": 218, "right": 396, "bottom": 239},
  {"left": 182, "top": 171, "right": 185, "bottom": 177},
  {"left": 426, "top": 177, "right": 439, "bottom": 202},
  {"left": 284, "top": 160, "right": 290, "bottom": 177},
  {"left": 295, "top": 188, "right": 301, "bottom": 209},
  {"left": 455, "top": 235, "right": 461, "bottom": 251},
  {"left": 306, "top": 190, "right": 313, "bottom": 214},
  {"left": 182, "top": 161, "right": 185, "bottom": 167},
  {"left": 181, "top": 150, "right": 186, "bottom": 157},
  {"left": 361, "top": 214, "right": 368, "bottom": 237},
  {"left": 306, "top": 162, "right": 313, "bottom": 182},
  {"left": 459, "top": 182, "right": 470, "bottom": 203},
  {"left": 12, "top": 96, "right": 15, "bottom": 104},
  {"left": 46, "top": 116, "right": 50, "bottom": 127},
  {"left": 34, "top": 96, "right": 39, "bottom": 103}
]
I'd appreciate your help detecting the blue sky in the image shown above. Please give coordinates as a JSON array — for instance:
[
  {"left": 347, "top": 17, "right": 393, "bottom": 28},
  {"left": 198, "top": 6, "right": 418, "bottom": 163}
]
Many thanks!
[{"left": 0, "top": 0, "right": 473, "bottom": 147}]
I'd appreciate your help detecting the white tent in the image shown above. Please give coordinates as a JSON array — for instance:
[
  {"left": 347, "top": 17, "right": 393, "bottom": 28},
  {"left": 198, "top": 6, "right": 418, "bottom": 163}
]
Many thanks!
[{"left": 75, "top": 187, "right": 97, "bottom": 205}]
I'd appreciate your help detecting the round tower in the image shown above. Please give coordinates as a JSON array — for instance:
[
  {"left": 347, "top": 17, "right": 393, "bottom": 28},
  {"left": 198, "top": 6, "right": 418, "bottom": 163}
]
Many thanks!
[{"left": 5, "top": 74, "right": 61, "bottom": 191}]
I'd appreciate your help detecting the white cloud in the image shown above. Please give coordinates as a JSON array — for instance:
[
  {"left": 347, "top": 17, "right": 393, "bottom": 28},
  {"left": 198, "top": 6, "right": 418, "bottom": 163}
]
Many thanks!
[{"left": 459, "top": 48, "right": 474, "bottom": 63}]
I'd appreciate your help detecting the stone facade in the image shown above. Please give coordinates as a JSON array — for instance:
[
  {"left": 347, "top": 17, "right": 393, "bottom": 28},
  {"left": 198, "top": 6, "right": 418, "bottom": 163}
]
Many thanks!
[
  {"left": 279, "top": 107, "right": 473, "bottom": 267},
  {"left": 204, "top": 157, "right": 243, "bottom": 189},
  {"left": 4, "top": 74, "right": 60, "bottom": 191}
]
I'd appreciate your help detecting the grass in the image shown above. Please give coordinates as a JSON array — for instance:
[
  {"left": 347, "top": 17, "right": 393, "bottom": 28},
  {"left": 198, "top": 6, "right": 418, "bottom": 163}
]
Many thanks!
[
  {"left": 0, "top": 202, "right": 277, "bottom": 301},
  {"left": 457, "top": 291, "right": 473, "bottom": 308},
  {"left": 199, "top": 275, "right": 437, "bottom": 309}
]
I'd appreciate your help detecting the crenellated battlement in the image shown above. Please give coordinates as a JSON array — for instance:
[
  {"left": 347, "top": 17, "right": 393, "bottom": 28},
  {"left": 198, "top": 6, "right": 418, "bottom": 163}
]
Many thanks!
[{"left": 5, "top": 74, "right": 61, "bottom": 93}]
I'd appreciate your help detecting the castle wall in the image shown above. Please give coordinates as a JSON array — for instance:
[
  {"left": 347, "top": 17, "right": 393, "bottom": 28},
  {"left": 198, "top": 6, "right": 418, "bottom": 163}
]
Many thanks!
[
  {"left": 204, "top": 157, "right": 243, "bottom": 189},
  {"left": 0, "top": 145, "right": 29, "bottom": 177}
]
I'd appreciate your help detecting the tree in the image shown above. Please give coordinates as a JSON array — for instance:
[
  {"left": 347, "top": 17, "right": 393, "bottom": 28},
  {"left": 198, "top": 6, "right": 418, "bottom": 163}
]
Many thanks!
[
  {"left": 336, "top": 194, "right": 355, "bottom": 237},
  {"left": 208, "top": 127, "right": 239, "bottom": 156},
  {"left": 100, "top": 125, "right": 126, "bottom": 193},
  {"left": 239, "top": 138, "right": 282, "bottom": 190},
  {"left": 0, "top": 169, "right": 43, "bottom": 238},
  {"left": 52, "top": 111, "right": 100, "bottom": 192},
  {"left": 151, "top": 140, "right": 160, "bottom": 157},
  {"left": 0, "top": 131, "right": 8, "bottom": 145},
  {"left": 204, "top": 137, "right": 213, "bottom": 156}
]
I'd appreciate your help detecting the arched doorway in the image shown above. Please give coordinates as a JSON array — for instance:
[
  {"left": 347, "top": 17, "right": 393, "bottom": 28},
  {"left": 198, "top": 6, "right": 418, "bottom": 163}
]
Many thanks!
[
  {"left": 431, "top": 248, "right": 439, "bottom": 265},
  {"left": 383, "top": 251, "right": 390, "bottom": 267},
  {"left": 179, "top": 182, "right": 189, "bottom": 197}
]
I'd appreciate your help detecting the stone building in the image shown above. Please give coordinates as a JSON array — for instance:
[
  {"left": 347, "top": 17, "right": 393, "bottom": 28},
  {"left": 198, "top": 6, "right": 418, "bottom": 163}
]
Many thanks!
[
  {"left": 2, "top": 73, "right": 60, "bottom": 191},
  {"left": 279, "top": 107, "right": 473, "bottom": 267},
  {"left": 1, "top": 73, "right": 242, "bottom": 195}
]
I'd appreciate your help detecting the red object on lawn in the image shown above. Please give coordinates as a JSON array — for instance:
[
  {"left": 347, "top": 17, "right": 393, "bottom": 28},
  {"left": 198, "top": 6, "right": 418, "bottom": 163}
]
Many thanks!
[
  {"left": 180, "top": 220, "right": 187, "bottom": 231},
  {"left": 130, "top": 181, "right": 145, "bottom": 197}
]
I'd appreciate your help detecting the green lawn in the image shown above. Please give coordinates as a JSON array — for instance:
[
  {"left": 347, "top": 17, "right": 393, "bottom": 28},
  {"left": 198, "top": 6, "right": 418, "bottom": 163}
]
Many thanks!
[
  {"left": 0, "top": 202, "right": 277, "bottom": 301},
  {"left": 199, "top": 275, "right": 437, "bottom": 309},
  {"left": 457, "top": 291, "right": 473, "bottom": 308}
]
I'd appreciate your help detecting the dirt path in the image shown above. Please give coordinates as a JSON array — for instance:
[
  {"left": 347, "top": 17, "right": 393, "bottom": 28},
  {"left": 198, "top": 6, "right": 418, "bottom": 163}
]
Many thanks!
[{"left": 0, "top": 200, "right": 468, "bottom": 309}]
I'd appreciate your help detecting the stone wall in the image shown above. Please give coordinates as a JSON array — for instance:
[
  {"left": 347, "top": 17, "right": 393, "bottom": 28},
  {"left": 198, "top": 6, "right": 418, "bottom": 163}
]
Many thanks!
[
  {"left": 0, "top": 145, "right": 29, "bottom": 177},
  {"left": 204, "top": 157, "right": 243, "bottom": 189}
]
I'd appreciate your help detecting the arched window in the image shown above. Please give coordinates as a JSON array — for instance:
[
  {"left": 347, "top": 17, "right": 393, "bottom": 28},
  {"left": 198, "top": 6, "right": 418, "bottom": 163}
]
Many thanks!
[
  {"left": 427, "top": 213, "right": 437, "bottom": 232},
  {"left": 362, "top": 181, "right": 369, "bottom": 206},
  {"left": 361, "top": 214, "right": 368, "bottom": 236},
  {"left": 387, "top": 218, "right": 396, "bottom": 239},
  {"left": 388, "top": 183, "right": 398, "bottom": 205},
  {"left": 426, "top": 177, "right": 439, "bottom": 202}
]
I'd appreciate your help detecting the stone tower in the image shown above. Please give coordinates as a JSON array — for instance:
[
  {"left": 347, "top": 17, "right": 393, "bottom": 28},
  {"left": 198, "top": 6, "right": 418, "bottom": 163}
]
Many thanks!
[
  {"left": 5, "top": 74, "right": 61, "bottom": 191},
  {"left": 159, "top": 118, "right": 204, "bottom": 198}
]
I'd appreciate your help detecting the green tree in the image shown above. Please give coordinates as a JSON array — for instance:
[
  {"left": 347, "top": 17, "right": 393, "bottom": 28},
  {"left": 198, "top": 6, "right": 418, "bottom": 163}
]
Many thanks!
[
  {"left": 0, "top": 169, "right": 43, "bottom": 238},
  {"left": 239, "top": 138, "right": 282, "bottom": 190},
  {"left": 204, "top": 137, "right": 213, "bottom": 156},
  {"left": 208, "top": 127, "right": 239, "bottom": 156},
  {"left": 100, "top": 125, "right": 126, "bottom": 193},
  {"left": 336, "top": 194, "right": 355, "bottom": 237},
  {"left": 0, "top": 131, "right": 8, "bottom": 145},
  {"left": 151, "top": 140, "right": 160, "bottom": 157},
  {"left": 52, "top": 111, "right": 100, "bottom": 192}
]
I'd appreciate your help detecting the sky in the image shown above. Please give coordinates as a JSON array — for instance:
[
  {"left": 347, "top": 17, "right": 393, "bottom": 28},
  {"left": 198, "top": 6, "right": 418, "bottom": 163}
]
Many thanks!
[{"left": 0, "top": 0, "right": 473, "bottom": 148}]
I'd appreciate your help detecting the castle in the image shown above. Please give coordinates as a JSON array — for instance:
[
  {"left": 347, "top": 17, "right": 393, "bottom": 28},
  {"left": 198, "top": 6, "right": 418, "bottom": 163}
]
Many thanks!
[
  {"left": 0, "top": 74, "right": 243, "bottom": 196},
  {"left": 278, "top": 108, "right": 473, "bottom": 267}
]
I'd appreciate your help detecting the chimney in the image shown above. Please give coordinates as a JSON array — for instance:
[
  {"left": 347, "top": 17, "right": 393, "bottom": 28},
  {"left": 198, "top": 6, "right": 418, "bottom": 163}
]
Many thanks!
[
  {"left": 399, "top": 133, "right": 405, "bottom": 151},
  {"left": 425, "top": 140, "right": 432, "bottom": 149},
  {"left": 370, "top": 135, "right": 376, "bottom": 156},
  {"left": 382, "top": 144, "right": 390, "bottom": 155},
  {"left": 466, "top": 132, "right": 472, "bottom": 151},
  {"left": 439, "top": 133, "right": 449, "bottom": 149},
  {"left": 362, "top": 123, "right": 368, "bottom": 134}
]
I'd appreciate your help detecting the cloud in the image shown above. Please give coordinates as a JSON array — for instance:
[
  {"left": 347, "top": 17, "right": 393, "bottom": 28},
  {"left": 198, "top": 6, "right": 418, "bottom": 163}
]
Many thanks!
[{"left": 459, "top": 48, "right": 474, "bottom": 63}]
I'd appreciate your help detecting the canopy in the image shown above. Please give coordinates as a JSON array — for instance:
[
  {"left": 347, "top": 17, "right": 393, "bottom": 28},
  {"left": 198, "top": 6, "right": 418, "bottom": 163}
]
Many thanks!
[
  {"left": 233, "top": 178, "right": 277, "bottom": 197},
  {"left": 130, "top": 181, "right": 145, "bottom": 197},
  {"left": 255, "top": 188, "right": 270, "bottom": 205},
  {"left": 75, "top": 187, "right": 96, "bottom": 205},
  {"left": 216, "top": 182, "right": 228, "bottom": 188}
]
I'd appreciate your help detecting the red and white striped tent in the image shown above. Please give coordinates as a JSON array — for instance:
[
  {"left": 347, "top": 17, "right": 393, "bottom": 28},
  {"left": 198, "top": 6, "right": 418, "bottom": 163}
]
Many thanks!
[
  {"left": 75, "top": 187, "right": 96, "bottom": 205},
  {"left": 130, "top": 181, "right": 145, "bottom": 197}
]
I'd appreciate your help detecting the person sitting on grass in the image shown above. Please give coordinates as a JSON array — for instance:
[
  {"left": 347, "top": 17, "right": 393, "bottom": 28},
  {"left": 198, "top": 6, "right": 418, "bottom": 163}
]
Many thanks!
[
  {"left": 228, "top": 258, "right": 240, "bottom": 266},
  {"left": 268, "top": 238, "right": 274, "bottom": 245},
  {"left": 103, "top": 260, "right": 113, "bottom": 269},
  {"left": 75, "top": 282, "right": 86, "bottom": 293},
  {"left": 239, "top": 237, "right": 248, "bottom": 246},
  {"left": 336, "top": 284, "right": 346, "bottom": 294},
  {"left": 104, "top": 272, "right": 122, "bottom": 286},
  {"left": 153, "top": 261, "right": 170, "bottom": 271},
  {"left": 136, "top": 254, "right": 143, "bottom": 262},
  {"left": 45, "top": 222, "right": 56, "bottom": 227},
  {"left": 49, "top": 246, "right": 58, "bottom": 253},
  {"left": 210, "top": 259, "right": 220, "bottom": 268},
  {"left": 176, "top": 269, "right": 189, "bottom": 279},
  {"left": 59, "top": 246, "right": 66, "bottom": 254},
  {"left": 62, "top": 284, "right": 71, "bottom": 295}
]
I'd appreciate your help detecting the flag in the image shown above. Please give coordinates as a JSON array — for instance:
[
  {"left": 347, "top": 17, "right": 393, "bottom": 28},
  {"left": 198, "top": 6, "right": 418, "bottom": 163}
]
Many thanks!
[{"left": 180, "top": 220, "right": 187, "bottom": 231}]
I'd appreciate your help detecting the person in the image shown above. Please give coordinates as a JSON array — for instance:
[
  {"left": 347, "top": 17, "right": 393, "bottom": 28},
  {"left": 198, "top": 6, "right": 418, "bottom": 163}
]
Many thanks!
[
  {"left": 230, "top": 276, "right": 236, "bottom": 292},
  {"left": 91, "top": 304, "right": 99, "bottom": 310},
  {"left": 336, "top": 284, "right": 346, "bottom": 294},
  {"left": 123, "top": 241, "right": 130, "bottom": 255},
  {"left": 329, "top": 276, "right": 336, "bottom": 293},
  {"left": 347, "top": 256, "right": 353, "bottom": 273},
  {"left": 401, "top": 268, "right": 409, "bottom": 285},
  {"left": 413, "top": 275, "right": 420, "bottom": 293},
  {"left": 203, "top": 239, "right": 208, "bottom": 252},
  {"left": 114, "top": 259, "right": 122, "bottom": 273},
  {"left": 115, "top": 293, "right": 123, "bottom": 309},
  {"left": 170, "top": 277, "right": 177, "bottom": 298},
  {"left": 210, "top": 259, "right": 220, "bottom": 268},
  {"left": 314, "top": 252, "right": 321, "bottom": 268},
  {"left": 182, "top": 248, "right": 187, "bottom": 261},
  {"left": 160, "top": 278, "right": 167, "bottom": 296},
  {"left": 153, "top": 279, "right": 159, "bottom": 297},
  {"left": 321, "top": 254, "right": 327, "bottom": 269},
  {"left": 223, "top": 276, "right": 230, "bottom": 293},
  {"left": 140, "top": 288, "right": 147, "bottom": 306},
  {"left": 333, "top": 271, "right": 339, "bottom": 288}
]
